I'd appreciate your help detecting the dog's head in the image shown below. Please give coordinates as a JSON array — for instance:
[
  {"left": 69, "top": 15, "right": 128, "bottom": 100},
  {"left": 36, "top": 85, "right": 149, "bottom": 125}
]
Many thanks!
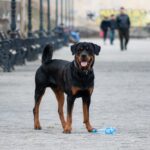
[{"left": 71, "top": 42, "right": 101, "bottom": 70}]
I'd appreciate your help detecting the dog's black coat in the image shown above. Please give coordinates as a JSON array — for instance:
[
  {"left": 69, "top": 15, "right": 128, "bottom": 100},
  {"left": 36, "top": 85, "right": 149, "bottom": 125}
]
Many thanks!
[
  {"left": 33, "top": 42, "right": 101, "bottom": 133},
  {"left": 36, "top": 42, "right": 100, "bottom": 97}
]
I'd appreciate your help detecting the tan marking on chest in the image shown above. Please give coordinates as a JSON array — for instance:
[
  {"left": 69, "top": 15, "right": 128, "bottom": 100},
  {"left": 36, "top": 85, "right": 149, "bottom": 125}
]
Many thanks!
[
  {"left": 88, "top": 87, "right": 94, "bottom": 95},
  {"left": 71, "top": 86, "right": 81, "bottom": 95},
  {"left": 71, "top": 86, "right": 94, "bottom": 96}
]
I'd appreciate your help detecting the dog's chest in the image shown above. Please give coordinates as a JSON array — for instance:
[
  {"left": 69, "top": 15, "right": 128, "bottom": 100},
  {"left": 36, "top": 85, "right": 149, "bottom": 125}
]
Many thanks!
[
  {"left": 71, "top": 86, "right": 93, "bottom": 97},
  {"left": 71, "top": 72, "right": 94, "bottom": 89}
]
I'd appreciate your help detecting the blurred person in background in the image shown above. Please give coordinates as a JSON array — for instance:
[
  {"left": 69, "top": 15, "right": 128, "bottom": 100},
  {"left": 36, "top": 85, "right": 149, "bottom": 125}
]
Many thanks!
[
  {"left": 109, "top": 14, "right": 117, "bottom": 45},
  {"left": 54, "top": 23, "right": 69, "bottom": 46},
  {"left": 116, "top": 7, "right": 131, "bottom": 50},
  {"left": 100, "top": 16, "right": 110, "bottom": 44}
]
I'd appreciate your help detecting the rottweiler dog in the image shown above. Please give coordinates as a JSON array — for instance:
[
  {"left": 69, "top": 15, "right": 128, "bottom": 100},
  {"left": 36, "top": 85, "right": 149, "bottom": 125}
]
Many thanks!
[{"left": 33, "top": 42, "right": 101, "bottom": 133}]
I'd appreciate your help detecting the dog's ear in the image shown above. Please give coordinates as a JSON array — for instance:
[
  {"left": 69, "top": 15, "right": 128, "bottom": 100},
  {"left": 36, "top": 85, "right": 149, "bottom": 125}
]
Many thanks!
[
  {"left": 91, "top": 43, "right": 101, "bottom": 55},
  {"left": 71, "top": 43, "right": 79, "bottom": 55}
]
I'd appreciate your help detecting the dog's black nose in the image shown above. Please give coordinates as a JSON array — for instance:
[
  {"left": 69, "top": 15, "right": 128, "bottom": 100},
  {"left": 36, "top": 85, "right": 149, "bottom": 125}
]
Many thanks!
[
  {"left": 81, "top": 50, "right": 88, "bottom": 58},
  {"left": 81, "top": 54, "right": 87, "bottom": 58}
]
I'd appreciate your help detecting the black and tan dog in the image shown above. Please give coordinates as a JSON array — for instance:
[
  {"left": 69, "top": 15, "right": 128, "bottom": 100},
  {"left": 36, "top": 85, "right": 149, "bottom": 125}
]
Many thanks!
[{"left": 33, "top": 42, "right": 101, "bottom": 133}]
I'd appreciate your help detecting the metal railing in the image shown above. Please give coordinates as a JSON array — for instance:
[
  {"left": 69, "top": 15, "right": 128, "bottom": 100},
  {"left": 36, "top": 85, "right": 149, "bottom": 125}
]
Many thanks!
[{"left": 0, "top": 0, "right": 74, "bottom": 72}]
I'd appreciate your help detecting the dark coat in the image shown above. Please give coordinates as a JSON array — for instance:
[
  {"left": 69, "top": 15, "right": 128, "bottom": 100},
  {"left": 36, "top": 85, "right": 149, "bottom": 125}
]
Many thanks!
[
  {"left": 109, "top": 19, "right": 117, "bottom": 30},
  {"left": 100, "top": 20, "right": 110, "bottom": 31},
  {"left": 116, "top": 14, "right": 131, "bottom": 30}
]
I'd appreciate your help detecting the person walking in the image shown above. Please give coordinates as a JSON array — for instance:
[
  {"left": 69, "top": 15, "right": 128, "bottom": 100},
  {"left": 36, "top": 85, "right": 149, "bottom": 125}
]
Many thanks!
[
  {"left": 109, "top": 14, "right": 117, "bottom": 45},
  {"left": 54, "top": 23, "right": 69, "bottom": 46},
  {"left": 100, "top": 17, "right": 110, "bottom": 44},
  {"left": 116, "top": 7, "right": 131, "bottom": 50}
]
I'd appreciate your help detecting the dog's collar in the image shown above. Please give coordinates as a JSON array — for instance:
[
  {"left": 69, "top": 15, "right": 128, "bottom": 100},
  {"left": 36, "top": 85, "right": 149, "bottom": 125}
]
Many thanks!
[{"left": 73, "top": 61, "right": 92, "bottom": 75}]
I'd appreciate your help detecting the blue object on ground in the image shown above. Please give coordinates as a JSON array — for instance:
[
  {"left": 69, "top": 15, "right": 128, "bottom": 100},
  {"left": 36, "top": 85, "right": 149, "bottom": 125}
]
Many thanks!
[{"left": 92, "top": 127, "right": 116, "bottom": 135}]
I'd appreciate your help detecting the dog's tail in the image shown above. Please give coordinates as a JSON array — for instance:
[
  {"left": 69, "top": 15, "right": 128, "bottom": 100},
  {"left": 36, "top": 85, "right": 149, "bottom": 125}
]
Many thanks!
[{"left": 42, "top": 44, "right": 53, "bottom": 64}]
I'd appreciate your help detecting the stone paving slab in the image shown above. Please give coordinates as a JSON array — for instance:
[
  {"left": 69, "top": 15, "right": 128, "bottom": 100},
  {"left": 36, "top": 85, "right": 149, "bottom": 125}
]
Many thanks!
[{"left": 0, "top": 39, "right": 150, "bottom": 150}]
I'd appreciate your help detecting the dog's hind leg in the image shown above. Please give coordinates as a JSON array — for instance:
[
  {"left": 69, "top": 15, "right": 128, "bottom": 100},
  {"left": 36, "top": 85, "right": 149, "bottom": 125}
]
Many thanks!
[
  {"left": 52, "top": 88, "right": 66, "bottom": 130},
  {"left": 33, "top": 87, "right": 45, "bottom": 130}
]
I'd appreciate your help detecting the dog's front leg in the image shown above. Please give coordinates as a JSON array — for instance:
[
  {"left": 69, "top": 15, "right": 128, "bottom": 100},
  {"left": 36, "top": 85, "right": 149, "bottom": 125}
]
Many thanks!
[
  {"left": 82, "top": 96, "right": 93, "bottom": 132},
  {"left": 64, "top": 96, "right": 75, "bottom": 133}
]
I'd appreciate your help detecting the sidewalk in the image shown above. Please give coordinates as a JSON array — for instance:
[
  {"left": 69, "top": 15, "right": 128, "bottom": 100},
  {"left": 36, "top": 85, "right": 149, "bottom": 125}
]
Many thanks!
[{"left": 0, "top": 39, "right": 150, "bottom": 150}]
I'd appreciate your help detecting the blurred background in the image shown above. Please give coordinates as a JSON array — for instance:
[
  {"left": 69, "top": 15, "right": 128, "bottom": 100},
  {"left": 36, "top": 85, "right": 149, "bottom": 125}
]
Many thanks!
[{"left": 0, "top": 0, "right": 150, "bottom": 38}]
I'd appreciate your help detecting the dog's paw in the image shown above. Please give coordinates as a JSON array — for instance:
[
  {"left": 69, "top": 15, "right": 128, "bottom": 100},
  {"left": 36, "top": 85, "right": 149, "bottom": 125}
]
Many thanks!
[
  {"left": 34, "top": 126, "right": 42, "bottom": 130},
  {"left": 87, "top": 127, "right": 94, "bottom": 132},
  {"left": 63, "top": 126, "right": 72, "bottom": 134},
  {"left": 63, "top": 129, "right": 71, "bottom": 134},
  {"left": 34, "top": 124, "right": 42, "bottom": 130}
]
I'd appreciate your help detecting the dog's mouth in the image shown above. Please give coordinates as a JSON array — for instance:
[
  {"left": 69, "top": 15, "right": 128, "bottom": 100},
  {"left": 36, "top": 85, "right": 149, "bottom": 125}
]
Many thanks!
[
  {"left": 80, "top": 61, "right": 88, "bottom": 67},
  {"left": 75, "top": 55, "right": 94, "bottom": 70},
  {"left": 77, "top": 58, "right": 93, "bottom": 70}
]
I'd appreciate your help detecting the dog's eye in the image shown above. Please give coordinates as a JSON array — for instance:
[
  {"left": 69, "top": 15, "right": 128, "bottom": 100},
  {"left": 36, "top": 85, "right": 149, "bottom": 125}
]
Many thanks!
[
  {"left": 78, "top": 48, "right": 83, "bottom": 53},
  {"left": 88, "top": 49, "right": 94, "bottom": 54}
]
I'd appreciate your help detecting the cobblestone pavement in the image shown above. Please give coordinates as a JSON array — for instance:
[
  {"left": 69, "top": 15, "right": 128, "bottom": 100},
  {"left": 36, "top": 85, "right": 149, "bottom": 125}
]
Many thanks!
[{"left": 0, "top": 39, "right": 150, "bottom": 150}]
